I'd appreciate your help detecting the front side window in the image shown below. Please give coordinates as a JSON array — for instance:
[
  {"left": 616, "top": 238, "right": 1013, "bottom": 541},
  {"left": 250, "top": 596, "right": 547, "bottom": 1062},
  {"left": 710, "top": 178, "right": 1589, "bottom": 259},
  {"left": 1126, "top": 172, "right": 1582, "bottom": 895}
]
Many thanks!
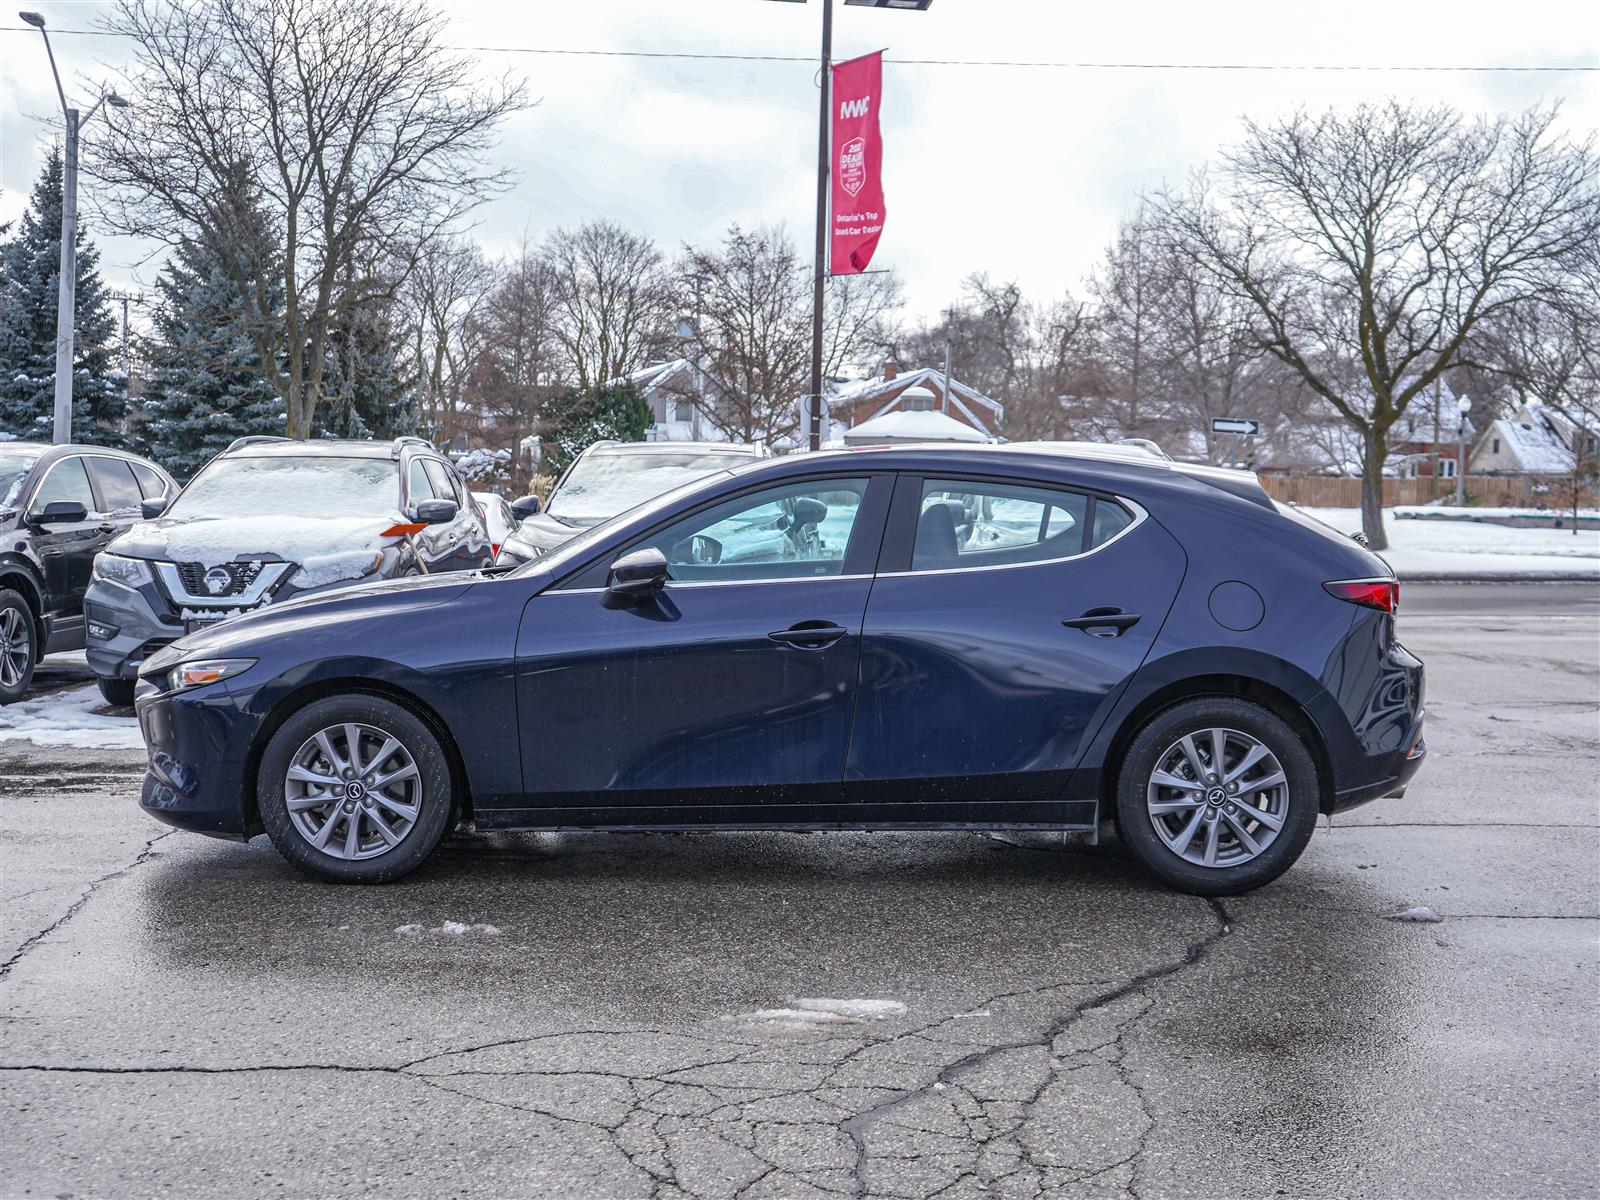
[
  {"left": 406, "top": 460, "right": 437, "bottom": 506},
  {"left": 29, "top": 456, "right": 95, "bottom": 516},
  {"left": 168, "top": 457, "right": 399, "bottom": 520},
  {"left": 636, "top": 478, "right": 871, "bottom": 583},
  {"left": 130, "top": 462, "right": 167, "bottom": 500},
  {"left": 422, "top": 458, "right": 461, "bottom": 505}
]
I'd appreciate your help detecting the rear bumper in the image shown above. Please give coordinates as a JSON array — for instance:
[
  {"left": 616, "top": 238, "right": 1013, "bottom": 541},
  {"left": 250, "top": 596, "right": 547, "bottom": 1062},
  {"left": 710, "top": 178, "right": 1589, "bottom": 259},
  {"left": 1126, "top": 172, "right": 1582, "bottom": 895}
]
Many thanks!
[{"left": 1328, "top": 707, "right": 1427, "bottom": 813}]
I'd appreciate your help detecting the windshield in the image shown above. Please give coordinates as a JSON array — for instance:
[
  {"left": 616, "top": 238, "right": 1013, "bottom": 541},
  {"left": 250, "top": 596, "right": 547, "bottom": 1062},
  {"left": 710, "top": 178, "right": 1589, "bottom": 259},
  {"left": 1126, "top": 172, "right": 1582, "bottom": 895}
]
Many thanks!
[
  {"left": 168, "top": 456, "right": 399, "bottom": 520},
  {"left": 0, "top": 449, "right": 45, "bottom": 510},
  {"left": 547, "top": 451, "right": 746, "bottom": 522}
]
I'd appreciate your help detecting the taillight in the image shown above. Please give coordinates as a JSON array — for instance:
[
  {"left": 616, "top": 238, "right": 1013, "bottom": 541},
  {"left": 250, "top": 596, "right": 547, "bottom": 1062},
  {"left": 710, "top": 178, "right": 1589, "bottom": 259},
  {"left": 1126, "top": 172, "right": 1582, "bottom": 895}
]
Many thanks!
[{"left": 1324, "top": 579, "right": 1399, "bottom": 613}]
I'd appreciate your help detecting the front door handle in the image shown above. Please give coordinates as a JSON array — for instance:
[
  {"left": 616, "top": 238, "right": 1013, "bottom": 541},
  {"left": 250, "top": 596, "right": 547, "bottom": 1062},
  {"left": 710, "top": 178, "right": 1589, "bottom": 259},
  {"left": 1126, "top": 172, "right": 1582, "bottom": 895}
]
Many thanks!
[
  {"left": 1062, "top": 607, "right": 1141, "bottom": 637},
  {"left": 768, "top": 621, "right": 849, "bottom": 649}
]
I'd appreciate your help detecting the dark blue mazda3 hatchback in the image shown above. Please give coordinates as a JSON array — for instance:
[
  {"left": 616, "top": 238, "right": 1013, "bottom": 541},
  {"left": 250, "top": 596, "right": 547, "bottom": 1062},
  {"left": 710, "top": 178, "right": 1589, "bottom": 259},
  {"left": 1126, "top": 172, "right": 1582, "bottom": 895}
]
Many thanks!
[{"left": 133, "top": 444, "right": 1425, "bottom": 894}]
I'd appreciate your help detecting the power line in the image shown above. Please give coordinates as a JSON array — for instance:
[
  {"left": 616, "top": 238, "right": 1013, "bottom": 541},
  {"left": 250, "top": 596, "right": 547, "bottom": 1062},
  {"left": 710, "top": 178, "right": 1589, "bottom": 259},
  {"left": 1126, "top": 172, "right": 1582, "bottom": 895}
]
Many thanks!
[{"left": 0, "top": 25, "right": 1595, "bottom": 71}]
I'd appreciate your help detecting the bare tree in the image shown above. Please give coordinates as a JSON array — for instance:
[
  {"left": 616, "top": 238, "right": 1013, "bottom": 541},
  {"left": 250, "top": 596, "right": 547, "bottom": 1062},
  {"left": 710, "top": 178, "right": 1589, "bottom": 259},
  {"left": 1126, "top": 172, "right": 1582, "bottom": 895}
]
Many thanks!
[
  {"left": 822, "top": 268, "right": 902, "bottom": 381},
  {"left": 469, "top": 242, "right": 561, "bottom": 477},
  {"left": 681, "top": 225, "right": 810, "bottom": 445},
  {"left": 1159, "top": 102, "right": 1598, "bottom": 547},
  {"left": 401, "top": 235, "right": 494, "bottom": 442},
  {"left": 1089, "top": 210, "right": 1171, "bottom": 442},
  {"left": 88, "top": 0, "right": 525, "bottom": 439},
  {"left": 542, "top": 220, "right": 674, "bottom": 389}
]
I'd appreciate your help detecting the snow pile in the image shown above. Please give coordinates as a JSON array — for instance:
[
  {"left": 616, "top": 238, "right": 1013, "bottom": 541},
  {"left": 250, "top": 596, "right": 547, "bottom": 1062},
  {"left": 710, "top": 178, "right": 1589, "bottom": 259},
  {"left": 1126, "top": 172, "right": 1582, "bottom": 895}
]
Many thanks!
[
  {"left": 454, "top": 447, "right": 511, "bottom": 480},
  {"left": 725, "top": 998, "right": 907, "bottom": 1030},
  {"left": 0, "top": 685, "right": 144, "bottom": 750},
  {"left": 1297, "top": 507, "right": 1599, "bottom": 578},
  {"left": 1383, "top": 906, "right": 1445, "bottom": 924},
  {"left": 116, "top": 515, "right": 391, "bottom": 589},
  {"left": 395, "top": 921, "right": 503, "bottom": 937},
  {"left": 1394, "top": 505, "right": 1598, "bottom": 521}
]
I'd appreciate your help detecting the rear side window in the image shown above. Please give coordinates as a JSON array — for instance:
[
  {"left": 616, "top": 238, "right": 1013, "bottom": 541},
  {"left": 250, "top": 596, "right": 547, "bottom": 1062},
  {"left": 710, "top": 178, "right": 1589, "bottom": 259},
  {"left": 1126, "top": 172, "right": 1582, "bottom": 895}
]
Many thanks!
[
  {"left": 912, "top": 479, "right": 1089, "bottom": 571},
  {"left": 130, "top": 462, "right": 167, "bottom": 500},
  {"left": 86, "top": 457, "right": 144, "bottom": 514}
]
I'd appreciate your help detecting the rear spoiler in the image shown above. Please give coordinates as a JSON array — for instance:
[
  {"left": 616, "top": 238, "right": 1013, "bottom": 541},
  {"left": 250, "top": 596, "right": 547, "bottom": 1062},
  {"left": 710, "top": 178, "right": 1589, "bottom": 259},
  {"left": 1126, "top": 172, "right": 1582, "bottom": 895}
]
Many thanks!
[{"left": 1171, "top": 462, "right": 1275, "bottom": 510}]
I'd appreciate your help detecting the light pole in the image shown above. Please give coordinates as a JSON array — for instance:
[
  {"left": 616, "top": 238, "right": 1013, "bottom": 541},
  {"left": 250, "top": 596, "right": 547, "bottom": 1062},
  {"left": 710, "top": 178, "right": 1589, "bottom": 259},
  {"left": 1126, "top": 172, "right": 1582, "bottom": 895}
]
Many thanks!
[
  {"left": 775, "top": 0, "right": 931, "bottom": 450},
  {"left": 1455, "top": 393, "right": 1472, "bottom": 507},
  {"left": 19, "top": 12, "right": 131, "bottom": 445}
]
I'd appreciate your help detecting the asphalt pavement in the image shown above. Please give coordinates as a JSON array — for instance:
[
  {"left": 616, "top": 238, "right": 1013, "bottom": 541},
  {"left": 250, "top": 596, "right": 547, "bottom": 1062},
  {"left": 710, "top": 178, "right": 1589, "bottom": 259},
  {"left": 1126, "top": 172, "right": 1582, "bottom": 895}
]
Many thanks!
[{"left": 1, "top": 582, "right": 1596, "bottom": 1199}]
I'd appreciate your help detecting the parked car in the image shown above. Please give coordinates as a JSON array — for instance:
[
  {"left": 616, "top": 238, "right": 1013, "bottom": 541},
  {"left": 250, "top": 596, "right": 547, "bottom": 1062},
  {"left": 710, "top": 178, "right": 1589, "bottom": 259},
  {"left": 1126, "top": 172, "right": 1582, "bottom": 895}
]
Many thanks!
[
  {"left": 473, "top": 491, "right": 516, "bottom": 560},
  {"left": 131, "top": 443, "right": 1425, "bottom": 893},
  {"left": 497, "top": 440, "right": 765, "bottom": 565},
  {"left": 85, "top": 435, "right": 491, "bottom": 706},
  {"left": 0, "top": 443, "right": 177, "bottom": 704}
]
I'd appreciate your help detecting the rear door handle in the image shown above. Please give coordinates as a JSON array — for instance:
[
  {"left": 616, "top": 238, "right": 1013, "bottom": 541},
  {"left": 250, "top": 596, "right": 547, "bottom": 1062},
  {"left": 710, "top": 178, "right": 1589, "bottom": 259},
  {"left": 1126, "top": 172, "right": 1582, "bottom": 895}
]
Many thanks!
[
  {"left": 1062, "top": 607, "right": 1141, "bottom": 637},
  {"left": 768, "top": 621, "right": 849, "bottom": 649}
]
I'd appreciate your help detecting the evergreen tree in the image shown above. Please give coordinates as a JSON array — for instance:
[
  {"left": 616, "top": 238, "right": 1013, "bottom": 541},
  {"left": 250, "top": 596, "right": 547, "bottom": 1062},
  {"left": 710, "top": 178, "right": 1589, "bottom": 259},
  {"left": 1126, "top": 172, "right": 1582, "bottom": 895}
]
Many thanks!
[
  {"left": 314, "top": 297, "right": 421, "bottom": 441},
  {"left": 0, "top": 147, "right": 126, "bottom": 444},
  {"left": 539, "top": 382, "right": 650, "bottom": 475},
  {"left": 137, "top": 238, "right": 285, "bottom": 478}
]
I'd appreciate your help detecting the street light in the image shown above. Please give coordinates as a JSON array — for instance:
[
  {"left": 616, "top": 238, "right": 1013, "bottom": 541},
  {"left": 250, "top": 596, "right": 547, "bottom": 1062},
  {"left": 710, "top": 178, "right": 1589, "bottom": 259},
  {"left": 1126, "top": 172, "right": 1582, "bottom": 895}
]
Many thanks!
[
  {"left": 771, "top": 0, "right": 931, "bottom": 449},
  {"left": 18, "top": 11, "right": 133, "bottom": 444},
  {"left": 1455, "top": 393, "right": 1473, "bottom": 507}
]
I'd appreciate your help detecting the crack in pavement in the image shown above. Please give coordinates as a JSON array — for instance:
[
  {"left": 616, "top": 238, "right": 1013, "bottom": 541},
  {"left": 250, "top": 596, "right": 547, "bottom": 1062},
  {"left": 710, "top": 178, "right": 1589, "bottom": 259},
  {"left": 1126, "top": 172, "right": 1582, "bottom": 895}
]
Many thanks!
[
  {"left": 0, "top": 829, "right": 174, "bottom": 982},
  {"left": 837, "top": 896, "right": 1234, "bottom": 1199}
]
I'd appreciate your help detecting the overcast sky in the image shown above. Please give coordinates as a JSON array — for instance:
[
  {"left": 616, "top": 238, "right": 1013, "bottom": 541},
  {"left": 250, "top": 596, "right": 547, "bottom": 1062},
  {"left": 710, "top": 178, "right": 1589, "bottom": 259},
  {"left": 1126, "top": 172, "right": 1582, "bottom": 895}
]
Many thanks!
[{"left": 3, "top": 0, "right": 1597, "bottom": 325}]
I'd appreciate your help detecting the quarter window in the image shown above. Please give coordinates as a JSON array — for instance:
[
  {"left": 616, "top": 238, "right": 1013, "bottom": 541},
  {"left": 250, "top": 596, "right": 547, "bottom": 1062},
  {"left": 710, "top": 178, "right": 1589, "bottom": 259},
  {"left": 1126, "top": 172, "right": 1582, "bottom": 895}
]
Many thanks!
[
  {"left": 638, "top": 478, "right": 870, "bottom": 583},
  {"left": 1090, "top": 499, "right": 1135, "bottom": 547},
  {"left": 912, "top": 479, "right": 1092, "bottom": 571},
  {"left": 130, "top": 462, "right": 167, "bottom": 500},
  {"left": 28, "top": 456, "right": 95, "bottom": 516}
]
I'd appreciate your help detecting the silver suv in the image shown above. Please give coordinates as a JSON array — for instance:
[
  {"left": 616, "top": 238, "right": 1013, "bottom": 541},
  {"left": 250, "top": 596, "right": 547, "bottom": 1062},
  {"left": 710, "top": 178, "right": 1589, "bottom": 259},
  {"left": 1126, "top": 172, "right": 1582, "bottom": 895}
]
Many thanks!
[{"left": 85, "top": 436, "right": 491, "bottom": 704}]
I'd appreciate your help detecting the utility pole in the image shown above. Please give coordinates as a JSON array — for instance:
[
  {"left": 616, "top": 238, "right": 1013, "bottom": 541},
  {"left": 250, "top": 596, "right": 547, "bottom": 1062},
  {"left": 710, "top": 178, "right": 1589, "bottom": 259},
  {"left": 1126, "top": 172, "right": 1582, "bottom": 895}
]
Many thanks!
[
  {"left": 19, "top": 12, "right": 131, "bottom": 444},
  {"left": 807, "top": 0, "right": 834, "bottom": 452}
]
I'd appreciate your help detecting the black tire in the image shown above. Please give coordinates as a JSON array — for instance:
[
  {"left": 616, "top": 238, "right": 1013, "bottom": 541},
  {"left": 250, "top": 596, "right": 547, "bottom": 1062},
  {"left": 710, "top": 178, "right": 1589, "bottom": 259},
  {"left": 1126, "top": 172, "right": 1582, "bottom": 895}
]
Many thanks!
[
  {"left": 0, "top": 588, "right": 39, "bottom": 706},
  {"left": 96, "top": 675, "right": 137, "bottom": 707},
  {"left": 257, "top": 694, "right": 454, "bottom": 883},
  {"left": 1115, "top": 696, "right": 1319, "bottom": 896}
]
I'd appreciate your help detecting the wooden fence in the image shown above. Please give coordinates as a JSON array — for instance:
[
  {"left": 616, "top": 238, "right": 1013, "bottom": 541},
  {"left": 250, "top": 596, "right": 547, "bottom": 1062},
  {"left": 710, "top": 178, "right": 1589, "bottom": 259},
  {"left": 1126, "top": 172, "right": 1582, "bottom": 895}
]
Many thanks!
[{"left": 1257, "top": 475, "right": 1537, "bottom": 509}]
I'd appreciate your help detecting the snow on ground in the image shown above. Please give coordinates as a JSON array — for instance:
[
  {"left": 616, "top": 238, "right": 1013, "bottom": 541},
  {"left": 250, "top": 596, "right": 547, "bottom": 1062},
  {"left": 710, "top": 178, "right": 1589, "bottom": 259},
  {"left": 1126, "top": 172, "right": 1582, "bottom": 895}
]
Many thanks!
[
  {"left": 1298, "top": 507, "right": 1599, "bottom": 579},
  {"left": 0, "top": 684, "right": 144, "bottom": 750},
  {"left": 724, "top": 998, "right": 908, "bottom": 1030}
]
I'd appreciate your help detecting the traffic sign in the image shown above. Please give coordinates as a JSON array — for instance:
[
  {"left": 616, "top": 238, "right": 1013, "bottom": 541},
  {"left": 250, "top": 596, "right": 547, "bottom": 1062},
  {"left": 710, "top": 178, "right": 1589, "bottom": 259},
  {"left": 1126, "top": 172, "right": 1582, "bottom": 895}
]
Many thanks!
[{"left": 1211, "top": 417, "right": 1260, "bottom": 436}]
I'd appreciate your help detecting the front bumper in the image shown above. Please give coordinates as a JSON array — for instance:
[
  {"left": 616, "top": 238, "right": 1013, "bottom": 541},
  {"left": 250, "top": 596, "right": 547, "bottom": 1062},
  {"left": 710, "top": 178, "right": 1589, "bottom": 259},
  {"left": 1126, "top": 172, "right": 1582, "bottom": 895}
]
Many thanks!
[
  {"left": 85, "top": 581, "right": 183, "bottom": 681},
  {"left": 135, "top": 676, "right": 261, "bottom": 840}
]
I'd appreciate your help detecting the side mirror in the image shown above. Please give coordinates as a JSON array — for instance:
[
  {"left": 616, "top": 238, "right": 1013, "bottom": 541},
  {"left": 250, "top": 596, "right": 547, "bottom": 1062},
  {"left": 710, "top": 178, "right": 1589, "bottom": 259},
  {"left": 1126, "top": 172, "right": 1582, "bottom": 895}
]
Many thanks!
[
  {"left": 414, "top": 498, "right": 458, "bottom": 525},
  {"left": 141, "top": 496, "right": 169, "bottom": 520},
  {"left": 510, "top": 494, "right": 542, "bottom": 519},
  {"left": 791, "top": 497, "right": 828, "bottom": 528},
  {"left": 605, "top": 547, "right": 669, "bottom": 603},
  {"left": 32, "top": 500, "right": 88, "bottom": 525}
]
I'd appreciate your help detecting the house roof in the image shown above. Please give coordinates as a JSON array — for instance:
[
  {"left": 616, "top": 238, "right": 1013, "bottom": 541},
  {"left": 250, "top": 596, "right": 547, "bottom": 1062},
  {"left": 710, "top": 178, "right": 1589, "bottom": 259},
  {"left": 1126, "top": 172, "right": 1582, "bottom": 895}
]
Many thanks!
[
  {"left": 1477, "top": 409, "right": 1577, "bottom": 474},
  {"left": 829, "top": 368, "right": 1005, "bottom": 435},
  {"left": 842, "top": 408, "right": 993, "bottom": 445}
]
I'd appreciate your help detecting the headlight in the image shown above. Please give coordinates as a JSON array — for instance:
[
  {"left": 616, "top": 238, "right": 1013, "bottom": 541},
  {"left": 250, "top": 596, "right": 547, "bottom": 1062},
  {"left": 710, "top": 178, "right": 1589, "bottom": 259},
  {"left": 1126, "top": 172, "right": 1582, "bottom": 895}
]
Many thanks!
[
  {"left": 164, "top": 658, "right": 256, "bottom": 692},
  {"left": 93, "top": 553, "right": 153, "bottom": 588}
]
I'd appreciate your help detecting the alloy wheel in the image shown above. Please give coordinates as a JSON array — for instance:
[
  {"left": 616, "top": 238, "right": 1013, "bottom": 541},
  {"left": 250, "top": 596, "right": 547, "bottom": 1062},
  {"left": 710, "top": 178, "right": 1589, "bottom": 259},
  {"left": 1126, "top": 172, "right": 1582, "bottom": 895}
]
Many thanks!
[
  {"left": 1145, "top": 726, "right": 1288, "bottom": 868},
  {"left": 0, "top": 607, "right": 31, "bottom": 689},
  {"left": 284, "top": 722, "right": 423, "bottom": 861}
]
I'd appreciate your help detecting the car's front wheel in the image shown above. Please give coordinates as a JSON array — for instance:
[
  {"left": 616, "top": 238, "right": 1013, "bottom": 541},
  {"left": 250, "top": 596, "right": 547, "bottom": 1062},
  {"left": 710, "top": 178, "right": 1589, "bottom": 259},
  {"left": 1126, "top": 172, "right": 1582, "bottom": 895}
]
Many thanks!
[
  {"left": 0, "top": 589, "right": 38, "bottom": 706},
  {"left": 257, "top": 694, "right": 454, "bottom": 883},
  {"left": 97, "top": 675, "right": 136, "bottom": 707},
  {"left": 1115, "top": 697, "right": 1319, "bottom": 895}
]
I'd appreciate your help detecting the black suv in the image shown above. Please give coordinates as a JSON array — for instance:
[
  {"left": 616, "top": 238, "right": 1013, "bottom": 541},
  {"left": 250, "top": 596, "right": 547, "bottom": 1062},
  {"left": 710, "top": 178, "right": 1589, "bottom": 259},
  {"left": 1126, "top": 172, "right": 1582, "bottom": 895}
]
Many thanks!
[
  {"left": 0, "top": 443, "right": 178, "bottom": 704},
  {"left": 84, "top": 436, "right": 491, "bottom": 704}
]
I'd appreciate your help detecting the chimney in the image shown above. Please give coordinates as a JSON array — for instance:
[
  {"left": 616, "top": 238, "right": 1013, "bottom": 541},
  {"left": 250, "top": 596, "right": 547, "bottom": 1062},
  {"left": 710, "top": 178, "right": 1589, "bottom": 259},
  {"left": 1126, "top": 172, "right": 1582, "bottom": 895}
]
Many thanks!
[{"left": 883, "top": 360, "right": 899, "bottom": 381}]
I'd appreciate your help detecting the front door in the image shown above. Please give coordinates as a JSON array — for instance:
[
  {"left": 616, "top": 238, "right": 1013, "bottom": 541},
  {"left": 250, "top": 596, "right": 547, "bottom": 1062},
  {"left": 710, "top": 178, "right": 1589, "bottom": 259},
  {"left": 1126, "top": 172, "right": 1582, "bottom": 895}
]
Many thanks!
[
  {"left": 27, "top": 456, "right": 109, "bottom": 643},
  {"left": 846, "top": 474, "right": 1186, "bottom": 820},
  {"left": 514, "top": 475, "right": 889, "bottom": 821}
]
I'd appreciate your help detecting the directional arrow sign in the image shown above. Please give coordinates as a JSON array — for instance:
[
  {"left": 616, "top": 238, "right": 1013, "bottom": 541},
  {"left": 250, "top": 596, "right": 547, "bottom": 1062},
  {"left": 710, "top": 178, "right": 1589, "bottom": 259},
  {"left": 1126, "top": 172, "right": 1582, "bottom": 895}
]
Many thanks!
[{"left": 1211, "top": 417, "right": 1260, "bottom": 436}]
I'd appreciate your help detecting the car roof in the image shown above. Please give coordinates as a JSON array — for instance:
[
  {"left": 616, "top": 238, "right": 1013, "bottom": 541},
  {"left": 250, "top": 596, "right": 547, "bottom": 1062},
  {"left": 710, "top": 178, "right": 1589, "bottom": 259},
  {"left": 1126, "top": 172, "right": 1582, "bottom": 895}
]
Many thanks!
[
  {"left": 1, "top": 442, "right": 164, "bottom": 469},
  {"left": 583, "top": 441, "right": 762, "bottom": 457},
  {"left": 226, "top": 440, "right": 405, "bottom": 460}
]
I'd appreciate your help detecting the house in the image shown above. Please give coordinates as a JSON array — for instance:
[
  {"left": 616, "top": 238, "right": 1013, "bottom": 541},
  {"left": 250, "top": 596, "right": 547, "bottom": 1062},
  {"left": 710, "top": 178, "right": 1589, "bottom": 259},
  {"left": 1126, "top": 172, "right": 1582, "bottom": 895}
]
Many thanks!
[
  {"left": 1471, "top": 404, "right": 1600, "bottom": 477},
  {"left": 1388, "top": 381, "right": 1475, "bottom": 480},
  {"left": 840, "top": 387, "right": 993, "bottom": 445},
  {"left": 827, "top": 363, "right": 1005, "bottom": 438},
  {"left": 627, "top": 359, "right": 727, "bottom": 443}
]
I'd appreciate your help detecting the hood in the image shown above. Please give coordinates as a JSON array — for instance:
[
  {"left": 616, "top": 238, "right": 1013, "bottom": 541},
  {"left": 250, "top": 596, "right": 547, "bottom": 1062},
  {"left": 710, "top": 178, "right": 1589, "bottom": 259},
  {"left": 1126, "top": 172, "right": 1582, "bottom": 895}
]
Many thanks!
[
  {"left": 162, "top": 570, "right": 479, "bottom": 660},
  {"left": 507, "top": 511, "right": 596, "bottom": 552},
  {"left": 110, "top": 513, "right": 401, "bottom": 590}
]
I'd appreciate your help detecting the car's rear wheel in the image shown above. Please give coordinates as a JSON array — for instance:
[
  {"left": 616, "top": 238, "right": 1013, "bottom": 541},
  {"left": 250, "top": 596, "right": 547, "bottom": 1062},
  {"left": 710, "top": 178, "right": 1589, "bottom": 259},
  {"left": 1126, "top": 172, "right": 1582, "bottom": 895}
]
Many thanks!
[
  {"left": 1115, "top": 697, "right": 1318, "bottom": 895},
  {"left": 257, "top": 695, "right": 454, "bottom": 883},
  {"left": 97, "top": 675, "right": 136, "bottom": 707},
  {"left": 0, "top": 589, "right": 38, "bottom": 706}
]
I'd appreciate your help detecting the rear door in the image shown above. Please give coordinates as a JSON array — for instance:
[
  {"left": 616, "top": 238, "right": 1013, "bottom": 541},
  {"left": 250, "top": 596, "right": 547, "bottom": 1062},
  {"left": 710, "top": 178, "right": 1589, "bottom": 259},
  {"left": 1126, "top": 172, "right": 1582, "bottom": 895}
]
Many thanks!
[{"left": 846, "top": 473, "right": 1186, "bottom": 820}]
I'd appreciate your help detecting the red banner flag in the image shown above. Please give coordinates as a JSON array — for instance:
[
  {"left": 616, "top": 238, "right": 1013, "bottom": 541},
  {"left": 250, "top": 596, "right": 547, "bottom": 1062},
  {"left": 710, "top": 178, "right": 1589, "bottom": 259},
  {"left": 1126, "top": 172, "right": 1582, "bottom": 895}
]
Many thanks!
[{"left": 829, "top": 51, "right": 885, "bottom": 276}]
